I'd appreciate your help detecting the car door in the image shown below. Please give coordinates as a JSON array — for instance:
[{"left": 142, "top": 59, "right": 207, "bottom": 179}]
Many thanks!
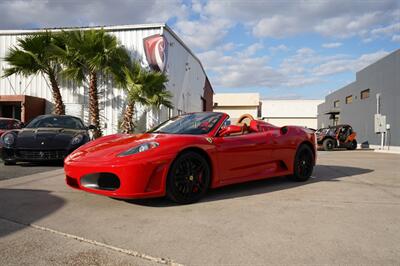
[{"left": 213, "top": 132, "right": 271, "bottom": 182}]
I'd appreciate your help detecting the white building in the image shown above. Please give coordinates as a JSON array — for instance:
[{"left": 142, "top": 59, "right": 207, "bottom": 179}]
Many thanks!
[
  {"left": 213, "top": 93, "right": 321, "bottom": 128},
  {"left": 0, "top": 24, "right": 213, "bottom": 135},
  {"left": 213, "top": 93, "right": 261, "bottom": 123},
  {"left": 262, "top": 100, "right": 323, "bottom": 129}
]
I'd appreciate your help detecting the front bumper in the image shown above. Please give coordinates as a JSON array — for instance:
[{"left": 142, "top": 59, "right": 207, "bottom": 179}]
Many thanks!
[
  {"left": 64, "top": 154, "right": 174, "bottom": 199},
  {"left": 1, "top": 147, "right": 69, "bottom": 162}
]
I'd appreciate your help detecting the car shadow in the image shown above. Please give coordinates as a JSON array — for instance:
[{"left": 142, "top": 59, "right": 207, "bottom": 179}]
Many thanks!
[
  {"left": 18, "top": 161, "right": 64, "bottom": 167},
  {"left": 0, "top": 189, "right": 65, "bottom": 238},
  {"left": 317, "top": 148, "right": 373, "bottom": 152},
  {"left": 124, "top": 164, "right": 373, "bottom": 207}
]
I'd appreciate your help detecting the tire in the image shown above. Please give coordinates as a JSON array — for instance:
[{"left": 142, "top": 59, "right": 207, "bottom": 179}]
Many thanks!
[
  {"left": 166, "top": 151, "right": 211, "bottom": 204},
  {"left": 347, "top": 139, "right": 357, "bottom": 150},
  {"left": 288, "top": 145, "right": 314, "bottom": 182},
  {"left": 323, "top": 138, "right": 335, "bottom": 151},
  {"left": 4, "top": 160, "right": 16, "bottom": 166}
]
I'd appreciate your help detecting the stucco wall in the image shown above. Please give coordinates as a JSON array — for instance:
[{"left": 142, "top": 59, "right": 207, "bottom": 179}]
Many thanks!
[
  {"left": 213, "top": 106, "right": 258, "bottom": 121},
  {"left": 263, "top": 118, "right": 318, "bottom": 129}
]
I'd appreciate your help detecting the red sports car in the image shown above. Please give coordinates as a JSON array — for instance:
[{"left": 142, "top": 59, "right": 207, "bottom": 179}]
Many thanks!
[{"left": 64, "top": 112, "right": 316, "bottom": 204}]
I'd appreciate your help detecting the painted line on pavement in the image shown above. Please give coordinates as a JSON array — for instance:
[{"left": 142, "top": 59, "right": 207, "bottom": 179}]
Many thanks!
[{"left": 0, "top": 216, "right": 183, "bottom": 266}]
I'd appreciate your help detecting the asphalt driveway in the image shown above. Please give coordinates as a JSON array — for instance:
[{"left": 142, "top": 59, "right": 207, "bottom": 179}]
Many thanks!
[
  {"left": 0, "top": 158, "right": 62, "bottom": 181},
  {"left": 0, "top": 150, "right": 399, "bottom": 265}
]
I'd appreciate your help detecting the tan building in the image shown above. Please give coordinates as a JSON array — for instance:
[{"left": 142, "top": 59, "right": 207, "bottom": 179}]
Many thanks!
[
  {"left": 262, "top": 99, "right": 323, "bottom": 129},
  {"left": 213, "top": 93, "right": 261, "bottom": 123}
]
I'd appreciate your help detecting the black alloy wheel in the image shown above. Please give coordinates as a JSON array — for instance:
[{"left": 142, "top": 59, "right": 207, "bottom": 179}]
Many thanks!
[
  {"left": 288, "top": 145, "right": 314, "bottom": 182},
  {"left": 4, "top": 160, "right": 16, "bottom": 166},
  {"left": 166, "top": 151, "right": 210, "bottom": 204},
  {"left": 323, "top": 138, "right": 335, "bottom": 151}
]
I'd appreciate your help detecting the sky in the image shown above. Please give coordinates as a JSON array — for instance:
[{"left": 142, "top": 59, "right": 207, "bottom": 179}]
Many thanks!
[{"left": 0, "top": 0, "right": 399, "bottom": 100}]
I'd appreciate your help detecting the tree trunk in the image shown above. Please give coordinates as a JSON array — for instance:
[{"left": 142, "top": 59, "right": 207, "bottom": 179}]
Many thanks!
[
  {"left": 48, "top": 72, "right": 65, "bottom": 115},
  {"left": 89, "top": 71, "right": 102, "bottom": 138},
  {"left": 121, "top": 101, "right": 135, "bottom": 133}
]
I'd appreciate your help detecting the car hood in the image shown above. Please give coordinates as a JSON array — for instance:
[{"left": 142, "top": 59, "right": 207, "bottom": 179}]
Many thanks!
[
  {"left": 70, "top": 133, "right": 163, "bottom": 160},
  {"left": 15, "top": 128, "right": 86, "bottom": 149}
]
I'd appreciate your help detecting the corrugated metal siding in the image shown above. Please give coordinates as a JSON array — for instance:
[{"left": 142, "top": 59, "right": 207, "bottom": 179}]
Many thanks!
[{"left": 0, "top": 26, "right": 206, "bottom": 135}]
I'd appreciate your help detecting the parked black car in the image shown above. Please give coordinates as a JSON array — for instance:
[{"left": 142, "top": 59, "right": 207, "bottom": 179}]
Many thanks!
[{"left": 1, "top": 115, "right": 94, "bottom": 165}]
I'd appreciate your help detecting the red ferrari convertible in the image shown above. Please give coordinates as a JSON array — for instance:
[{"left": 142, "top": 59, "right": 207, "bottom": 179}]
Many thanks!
[{"left": 64, "top": 112, "right": 316, "bottom": 204}]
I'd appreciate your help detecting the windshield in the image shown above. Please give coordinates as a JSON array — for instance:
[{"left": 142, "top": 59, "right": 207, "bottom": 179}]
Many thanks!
[
  {"left": 25, "top": 116, "right": 85, "bottom": 129},
  {"left": 148, "top": 113, "right": 223, "bottom": 135},
  {"left": 0, "top": 120, "right": 11, "bottom": 129}
]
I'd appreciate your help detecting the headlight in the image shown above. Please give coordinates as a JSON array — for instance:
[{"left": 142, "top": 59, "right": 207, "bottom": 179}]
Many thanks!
[
  {"left": 3, "top": 133, "right": 15, "bottom": 146},
  {"left": 71, "top": 134, "right": 84, "bottom": 145},
  {"left": 118, "top": 142, "right": 159, "bottom": 157}
]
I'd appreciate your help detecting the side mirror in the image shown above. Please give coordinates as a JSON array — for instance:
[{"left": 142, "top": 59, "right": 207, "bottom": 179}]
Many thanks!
[
  {"left": 218, "top": 125, "right": 243, "bottom": 137},
  {"left": 88, "top": 125, "right": 96, "bottom": 130}
]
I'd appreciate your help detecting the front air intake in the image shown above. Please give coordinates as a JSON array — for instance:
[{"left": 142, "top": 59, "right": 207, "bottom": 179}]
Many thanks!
[
  {"left": 80, "top": 173, "right": 120, "bottom": 191},
  {"left": 66, "top": 176, "right": 80, "bottom": 189}
]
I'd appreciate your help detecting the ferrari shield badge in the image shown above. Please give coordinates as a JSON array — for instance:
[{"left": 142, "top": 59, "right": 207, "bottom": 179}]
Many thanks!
[{"left": 205, "top": 137, "right": 213, "bottom": 144}]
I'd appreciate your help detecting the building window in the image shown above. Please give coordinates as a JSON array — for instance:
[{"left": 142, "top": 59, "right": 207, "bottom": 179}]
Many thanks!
[
  {"left": 201, "top": 97, "right": 206, "bottom": 111},
  {"left": 345, "top": 95, "right": 353, "bottom": 104},
  {"left": 333, "top": 100, "right": 340, "bottom": 108},
  {"left": 168, "top": 108, "right": 173, "bottom": 119},
  {"left": 178, "top": 109, "right": 183, "bottom": 115},
  {"left": 361, "top": 89, "right": 370, "bottom": 100}
]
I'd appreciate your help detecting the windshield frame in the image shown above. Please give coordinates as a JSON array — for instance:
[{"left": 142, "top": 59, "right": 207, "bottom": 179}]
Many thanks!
[
  {"left": 25, "top": 115, "right": 86, "bottom": 130},
  {"left": 147, "top": 112, "right": 224, "bottom": 135},
  {"left": 0, "top": 120, "right": 11, "bottom": 130}
]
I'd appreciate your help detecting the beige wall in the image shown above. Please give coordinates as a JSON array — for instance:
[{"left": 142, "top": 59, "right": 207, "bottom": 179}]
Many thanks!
[
  {"left": 213, "top": 93, "right": 260, "bottom": 122},
  {"left": 263, "top": 118, "right": 318, "bottom": 129},
  {"left": 214, "top": 93, "right": 260, "bottom": 106},
  {"left": 214, "top": 106, "right": 258, "bottom": 121}
]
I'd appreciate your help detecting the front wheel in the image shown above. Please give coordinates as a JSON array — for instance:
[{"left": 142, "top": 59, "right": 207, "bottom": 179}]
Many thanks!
[
  {"left": 4, "top": 160, "right": 16, "bottom": 166},
  {"left": 288, "top": 145, "right": 314, "bottom": 182},
  {"left": 166, "top": 151, "right": 211, "bottom": 204},
  {"left": 323, "top": 138, "right": 335, "bottom": 151}
]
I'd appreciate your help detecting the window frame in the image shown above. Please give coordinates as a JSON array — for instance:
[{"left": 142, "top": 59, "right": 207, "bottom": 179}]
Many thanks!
[
  {"left": 333, "top": 100, "right": 340, "bottom": 108},
  {"left": 345, "top": 95, "right": 353, "bottom": 104},
  {"left": 360, "top": 89, "right": 370, "bottom": 100}
]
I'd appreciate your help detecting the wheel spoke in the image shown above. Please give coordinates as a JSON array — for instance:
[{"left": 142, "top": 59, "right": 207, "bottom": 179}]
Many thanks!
[{"left": 172, "top": 155, "right": 209, "bottom": 201}]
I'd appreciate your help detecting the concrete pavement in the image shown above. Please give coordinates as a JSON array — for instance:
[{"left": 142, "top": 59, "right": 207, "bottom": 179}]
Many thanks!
[
  {"left": 0, "top": 159, "right": 62, "bottom": 180},
  {"left": 0, "top": 151, "right": 399, "bottom": 265}
]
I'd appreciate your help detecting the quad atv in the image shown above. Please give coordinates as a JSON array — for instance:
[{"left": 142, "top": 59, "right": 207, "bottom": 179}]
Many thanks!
[{"left": 316, "top": 124, "right": 357, "bottom": 151}]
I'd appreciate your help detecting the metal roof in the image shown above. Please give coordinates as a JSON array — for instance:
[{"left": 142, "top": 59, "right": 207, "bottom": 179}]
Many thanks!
[{"left": 0, "top": 23, "right": 211, "bottom": 90}]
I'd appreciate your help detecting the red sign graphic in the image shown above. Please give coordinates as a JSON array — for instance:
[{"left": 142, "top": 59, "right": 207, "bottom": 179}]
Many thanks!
[{"left": 143, "top": 34, "right": 168, "bottom": 72}]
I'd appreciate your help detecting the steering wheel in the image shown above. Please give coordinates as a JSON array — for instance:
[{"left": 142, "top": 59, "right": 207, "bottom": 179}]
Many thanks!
[{"left": 237, "top": 114, "right": 255, "bottom": 126}]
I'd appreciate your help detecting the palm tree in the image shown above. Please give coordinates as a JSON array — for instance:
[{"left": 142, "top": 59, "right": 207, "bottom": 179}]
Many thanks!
[
  {"left": 56, "top": 29, "right": 130, "bottom": 138},
  {"left": 120, "top": 62, "right": 172, "bottom": 133},
  {"left": 3, "top": 32, "right": 66, "bottom": 115}
]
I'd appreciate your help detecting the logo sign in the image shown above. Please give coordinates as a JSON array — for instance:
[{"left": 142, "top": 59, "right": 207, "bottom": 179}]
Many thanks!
[
  {"left": 205, "top": 137, "right": 213, "bottom": 144},
  {"left": 143, "top": 34, "right": 168, "bottom": 72}
]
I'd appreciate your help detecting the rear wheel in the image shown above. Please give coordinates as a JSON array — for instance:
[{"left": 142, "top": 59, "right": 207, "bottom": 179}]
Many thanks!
[
  {"left": 166, "top": 151, "right": 210, "bottom": 204},
  {"left": 347, "top": 139, "right": 357, "bottom": 150},
  {"left": 323, "top": 138, "right": 335, "bottom": 151},
  {"left": 288, "top": 145, "right": 314, "bottom": 182}
]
